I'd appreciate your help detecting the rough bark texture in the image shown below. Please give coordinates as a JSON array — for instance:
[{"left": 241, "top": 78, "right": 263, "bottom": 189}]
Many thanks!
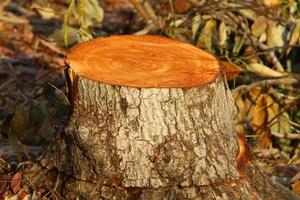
[
  {"left": 59, "top": 74, "right": 238, "bottom": 184},
  {"left": 44, "top": 73, "right": 299, "bottom": 199}
]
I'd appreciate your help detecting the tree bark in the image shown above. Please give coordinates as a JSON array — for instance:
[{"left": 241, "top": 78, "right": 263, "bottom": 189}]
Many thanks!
[{"left": 33, "top": 35, "right": 299, "bottom": 199}]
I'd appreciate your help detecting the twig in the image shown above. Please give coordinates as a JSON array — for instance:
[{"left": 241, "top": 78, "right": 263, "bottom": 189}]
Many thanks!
[
  {"left": 143, "top": 1, "right": 157, "bottom": 20},
  {"left": 232, "top": 77, "right": 298, "bottom": 95},
  {"left": 129, "top": 0, "right": 151, "bottom": 22},
  {"left": 39, "top": 39, "right": 66, "bottom": 56},
  {"left": 134, "top": 22, "right": 157, "bottom": 35},
  {"left": 0, "top": 79, "right": 16, "bottom": 91},
  {"left": 130, "top": 1, "right": 159, "bottom": 35},
  {"left": 255, "top": 40, "right": 285, "bottom": 72},
  {"left": 225, "top": 9, "right": 286, "bottom": 73},
  {"left": 0, "top": 15, "right": 29, "bottom": 24},
  {"left": 271, "top": 132, "right": 300, "bottom": 140}
]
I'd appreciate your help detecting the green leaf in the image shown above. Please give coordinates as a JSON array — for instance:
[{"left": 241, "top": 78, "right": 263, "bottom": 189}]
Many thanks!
[
  {"left": 72, "top": 0, "right": 104, "bottom": 28},
  {"left": 64, "top": 0, "right": 104, "bottom": 46}
]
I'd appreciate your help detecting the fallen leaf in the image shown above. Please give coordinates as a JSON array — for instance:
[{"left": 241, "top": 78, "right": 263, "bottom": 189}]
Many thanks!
[
  {"left": 234, "top": 92, "right": 247, "bottom": 135},
  {"left": 191, "top": 14, "right": 201, "bottom": 39},
  {"left": 251, "top": 16, "right": 268, "bottom": 37},
  {"left": 233, "top": 35, "right": 245, "bottom": 55},
  {"left": 247, "top": 63, "right": 285, "bottom": 77},
  {"left": 262, "top": 0, "right": 281, "bottom": 7},
  {"left": 9, "top": 108, "right": 31, "bottom": 144},
  {"left": 31, "top": 4, "right": 57, "bottom": 19},
  {"left": 173, "top": 0, "right": 191, "bottom": 13},
  {"left": 252, "top": 93, "right": 267, "bottom": 132},
  {"left": 11, "top": 172, "right": 22, "bottom": 194},
  {"left": 18, "top": 190, "right": 30, "bottom": 200},
  {"left": 292, "top": 180, "right": 300, "bottom": 195},
  {"left": 267, "top": 21, "right": 285, "bottom": 48},
  {"left": 218, "top": 21, "right": 227, "bottom": 47},
  {"left": 287, "top": 19, "right": 300, "bottom": 55},
  {"left": 196, "top": 19, "right": 216, "bottom": 51},
  {"left": 237, "top": 8, "right": 256, "bottom": 20},
  {"left": 251, "top": 90, "right": 272, "bottom": 148}
]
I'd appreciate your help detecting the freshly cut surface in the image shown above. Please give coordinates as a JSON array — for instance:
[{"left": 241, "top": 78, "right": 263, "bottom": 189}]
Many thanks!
[{"left": 66, "top": 35, "right": 220, "bottom": 88}]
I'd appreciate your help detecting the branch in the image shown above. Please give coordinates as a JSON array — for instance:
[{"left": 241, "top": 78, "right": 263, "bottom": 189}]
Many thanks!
[
  {"left": 232, "top": 77, "right": 298, "bottom": 95},
  {"left": 271, "top": 132, "right": 300, "bottom": 140}
]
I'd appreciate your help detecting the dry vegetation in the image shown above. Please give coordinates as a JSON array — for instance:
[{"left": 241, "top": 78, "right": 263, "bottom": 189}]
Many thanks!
[{"left": 0, "top": 0, "right": 300, "bottom": 199}]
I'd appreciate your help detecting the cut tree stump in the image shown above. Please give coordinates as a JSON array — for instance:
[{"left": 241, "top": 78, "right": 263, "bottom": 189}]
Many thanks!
[{"left": 43, "top": 35, "right": 299, "bottom": 199}]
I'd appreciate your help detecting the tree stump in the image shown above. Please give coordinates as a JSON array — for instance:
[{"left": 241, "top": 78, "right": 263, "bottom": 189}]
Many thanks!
[{"left": 51, "top": 35, "right": 298, "bottom": 199}]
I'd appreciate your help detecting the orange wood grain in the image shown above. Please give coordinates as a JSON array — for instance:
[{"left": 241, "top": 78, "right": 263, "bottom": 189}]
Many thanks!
[{"left": 66, "top": 35, "right": 220, "bottom": 88}]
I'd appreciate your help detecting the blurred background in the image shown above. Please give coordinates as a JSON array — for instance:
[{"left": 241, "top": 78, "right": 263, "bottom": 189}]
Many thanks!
[{"left": 0, "top": 0, "right": 300, "bottom": 198}]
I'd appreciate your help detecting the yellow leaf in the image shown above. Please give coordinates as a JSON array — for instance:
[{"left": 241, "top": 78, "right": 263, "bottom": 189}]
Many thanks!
[
  {"left": 218, "top": 21, "right": 227, "bottom": 47},
  {"left": 251, "top": 91, "right": 272, "bottom": 148},
  {"left": 237, "top": 9, "right": 256, "bottom": 20},
  {"left": 263, "top": 0, "right": 281, "bottom": 7},
  {"left": 234, "top": 92, "right": 247, "bottom": 135},
  {"left": 192, "top": 14, "right": 201, "bottom": 39},
  {"left": 265, "top": 96, "right": 291, "bottom": 133},
  {"left": 196, "top": 19, "right": 216, "bottom": 51},
  {"left": 247, "top": 63, "right": 285, "bottom": 77},
  {"left": 267, "top": 21, "right": 285, "bottom": 48},
  {"left": 252, "top": 94, "right": 267, "bottom": 132},
  {"left": 72, "top": 0, "right": 104, "bottom": 28},
  {"left": 31, "top": 4, "right": 57, "bottom": 20},
  {"left": 287, "top": 20, "right": 300, "bottom": 54},
  {"left": 233, "top": 35, "right": 244, "bottom": 55}
]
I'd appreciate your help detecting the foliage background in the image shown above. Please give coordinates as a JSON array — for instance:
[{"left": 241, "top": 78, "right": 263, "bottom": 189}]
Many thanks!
[{"left": 0, "top": 0, "right": 300, "bottom": 198}]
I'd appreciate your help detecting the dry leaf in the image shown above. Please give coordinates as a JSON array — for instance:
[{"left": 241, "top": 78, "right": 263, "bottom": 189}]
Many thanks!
[
  {"left": 9, "top": 108, "right": 31, "bottom": 143},
  {"left": 196, "top": 19, "right": 216, "bottom": 51},
  {"left": 262, "top": 0, "right": 281, "bottom": 7},
  {"left": 252, "top": 94, "right": 267, "bottom": 132},
  {"left": 251, "top": 16, "right": 268, "bottom": 37},
  {"left": 292, "top": 180, "right": 300, "bottom": 195},
  {"left": 31, "top": 4, "right": 57, "bottom": 19},
  {"left": 287, "top": 19, "right": 300, "bottom": 55},
  {"left": 237, "top": 9, "right": 256, "bottom": 20},
  {"left": 18, "top": 190, "right": 30, "bottom": 200},
  {"left": 233, "top": 35, "right": 244, "bottom": 55},
  {"left": 173, "top": 0, "right": 191, "bottom": 13},
  {"left": 191, "top": 14, "right": 201, "bottom": 39},
  {"left": 258, "top": 32, "right": 267, "bottom": 43},
  {"left": 247, "top": 63, "right": 285, "bottom": 77},
  {"left": 251, "top": 92, "right": 272, "bottom": 148},
  {"left": 244, "top": 46, "right": 259, "bottom": 63},
  {"left": 11, "top": 172, "right": 22, "bottom": 194},
  {"left": 218, "top": 21, "right": 227, "bottom": 47},
  {"left": 234, "top": 92, "right": 247, "bottom": 134},
  {"left": 270, "top": 110, "right": 291, "bottom": 134},
  {"left": 267, "top": 21, "right": 285, "bottom": 48},
  {"left": 264, "top": 94, "right": 290, "bottom": 134}
]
